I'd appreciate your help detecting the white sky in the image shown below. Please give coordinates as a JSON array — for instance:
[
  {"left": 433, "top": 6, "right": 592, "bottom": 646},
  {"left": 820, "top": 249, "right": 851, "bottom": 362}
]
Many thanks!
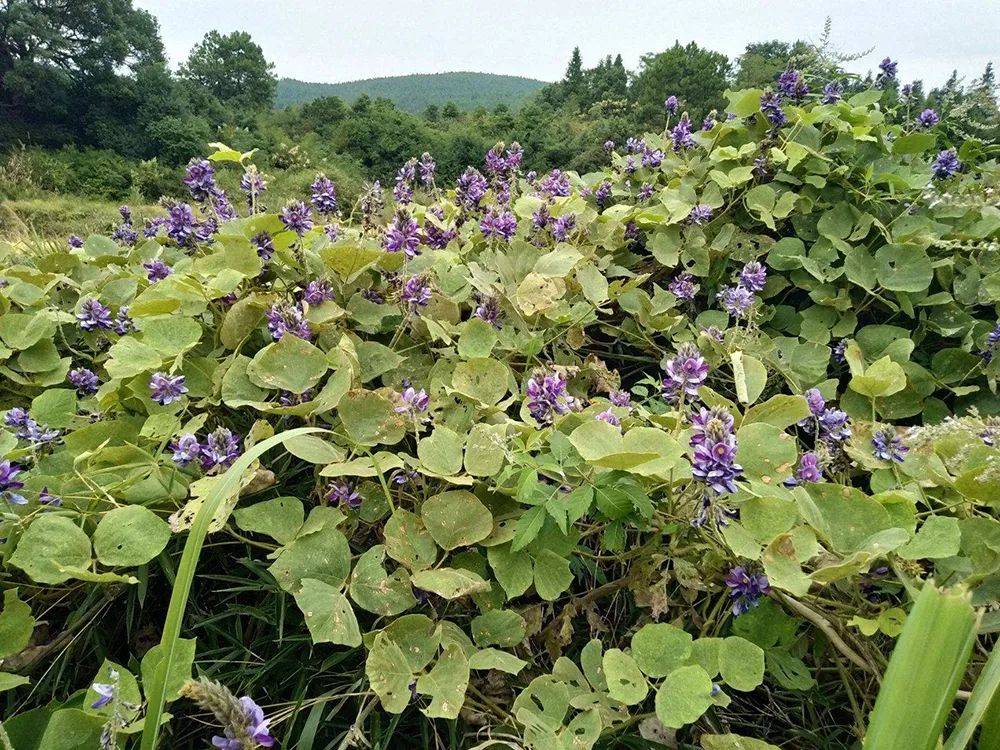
[{"left": 136, "top": 0, "right": 999, "bottom": 88}]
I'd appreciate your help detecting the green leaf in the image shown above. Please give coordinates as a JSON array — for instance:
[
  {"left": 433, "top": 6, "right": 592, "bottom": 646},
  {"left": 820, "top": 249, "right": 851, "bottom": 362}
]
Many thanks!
[
  {"left": 384, "top": 509, "right": 437, "bottom": 571},
  {"left": 701, "top": 734, "right": 781, "bottom": 750},
  {"left": 469, "top": 648, "right": 527, "bottom": 674},
  {"left": 349, "top": 545, "right": 416, "bottom": 616},
  {"left": 488, "top": 544, "right": 533, "bottom": 599},
  {"left": 719, "top": 636, "right": 765, "bottom": 691},
  {"left": 532, "top": 549, "right": 573, "bottom": 601},
  {"left": 233, "top": 496, "right": 304, "bottom": 545},
  {"left": 416, "top": 643, "right": 470, "bottom": 719},
  {"left": 472, "top": 609, "right": 526, "bottom": 648},
  {"left": 139, "top": 317, "right": 202, "bottom": 356},
  {"left": 421, "top": 490, "right": 493, "bottom": 550},
  {"left": 410, "top": 567, "right": 491, "bottom": 599},
  {"left": 457, "top": 318, "right": 499, "bottom": 358},
  {"left": 104, "top": 337, "right": 163, "bottom": 379},
  {"left": 464, "top": 422, "right": 508, "bottom": 477},
  {"left": 655, "top": 664, "right": 715, "bottom": 728},
  {"left": 9, "top": 515, "right": 91, "bottom": 585},
  {"left": 631, "top": 622, "right": 694, "bottom": 678},
  {"left": 35, "top": 708, "right": 106, "bottom": 750},
  {"left": 338, "top": 390, "right": 406, "bottom": 446},
  {"left": 603, "top": 648, "right": 648, "bottom": 705},
  {"left": 736, "top": 423, "right": 798, "bottom": 482},
  {"left": 30, "top": 389, "right": 77, "bottom": 428},
  {"left": 0, "top": 589, "right": 34, "bottom": 659},
  {"left": 0, "top": 673, "right": 29, "bottom": 692},
  {"left": 742, "top": 395, "right": 810, "bottom": 430},
  {"left": 140, "top": 638, "right": 196, "bottom": 703},
  {"left": 850, "top": 356, "right": 908, "bottom": 399},
  {"left": 93, "top": 505, "right": 171, "bottom": 567},
  {"left": 732, "top": 352, "right": 768, "bottom": 404},
  {"left": 366, "top": 632, "right": 413, "bottom": 713},
  {"left": 294, "top": 578, "right": 362, "bottom": 646},
  {"left": 452, "top": 358, "right": 508, "bottom": 405},
  {"left": 267, "top": 518, "right": 351, "bottom": 594},
  {"left": 248, "top": 336, "right": 329, "bottom": 393},
  {"left": 893, "top": 132, "right": 937, "bottom": 155},
  {"left": 417, "top": 426, "right": 465, "bottom": 476},
  {"left": 284, "top": 434, "right": 345, "bottom": 464},
  {"left": 897, "top": 516, "right": 961, "bottom": 560}
]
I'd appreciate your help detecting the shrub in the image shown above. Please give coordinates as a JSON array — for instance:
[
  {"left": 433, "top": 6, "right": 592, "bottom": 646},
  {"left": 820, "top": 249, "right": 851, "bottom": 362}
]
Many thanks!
[{"left": 0, "top": 80, "right": 998, "bottom": 749}]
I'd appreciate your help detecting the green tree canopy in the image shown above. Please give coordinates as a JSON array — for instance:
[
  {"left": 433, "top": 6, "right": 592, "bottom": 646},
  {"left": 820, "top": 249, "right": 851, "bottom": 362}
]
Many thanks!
[
  {"left": 630, "top": 41, "right": 731, "bottom": 126},
  {"left": 180, "top": 30, "right": 276, "bottom": 112}
]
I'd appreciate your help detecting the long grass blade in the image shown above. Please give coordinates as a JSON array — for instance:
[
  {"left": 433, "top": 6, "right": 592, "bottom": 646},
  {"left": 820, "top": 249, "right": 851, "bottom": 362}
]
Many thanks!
[
  {"left": 862, "top": 582, "right": 978, "bottom": 750},
  {"left": 139, "top": 427, "right": 325, "bottom": 750},
  {"left": 942, "top": 641, "right": 1000, "bottom": 750}
]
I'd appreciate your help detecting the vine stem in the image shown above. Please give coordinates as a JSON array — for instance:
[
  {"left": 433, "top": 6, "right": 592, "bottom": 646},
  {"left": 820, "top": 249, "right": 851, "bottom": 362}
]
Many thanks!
[{"left": 776, "top": 592, "right": 875, "bottom": 675}]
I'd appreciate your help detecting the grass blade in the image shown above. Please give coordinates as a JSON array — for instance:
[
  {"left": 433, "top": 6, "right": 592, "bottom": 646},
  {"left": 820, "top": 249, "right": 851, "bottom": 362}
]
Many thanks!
[
  {"left": 862, "top": 582, "right": 978, "bottom": 750},
  {"left": 943, "top": 641, "right": 1000, "bottom": 750},
  {"left": 139, "top": 427, "right": 325, "bottom": 750}
]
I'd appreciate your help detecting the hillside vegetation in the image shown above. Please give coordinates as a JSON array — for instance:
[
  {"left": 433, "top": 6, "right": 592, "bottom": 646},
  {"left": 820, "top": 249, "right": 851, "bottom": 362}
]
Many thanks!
[{"left": 275, "top": 71, "right": 548, "bottom": 111}]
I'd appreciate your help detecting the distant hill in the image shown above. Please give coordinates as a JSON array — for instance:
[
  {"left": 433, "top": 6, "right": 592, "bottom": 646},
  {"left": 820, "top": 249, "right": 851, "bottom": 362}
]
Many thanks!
[{"left": 275, "top": 72, "right": 548, "bottom": 113}]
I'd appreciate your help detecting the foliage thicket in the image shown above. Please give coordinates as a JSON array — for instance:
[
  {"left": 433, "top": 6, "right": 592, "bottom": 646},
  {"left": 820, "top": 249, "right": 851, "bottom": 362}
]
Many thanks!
[{"left": 0, "top": 75, "right": 999, "bottom": 749}]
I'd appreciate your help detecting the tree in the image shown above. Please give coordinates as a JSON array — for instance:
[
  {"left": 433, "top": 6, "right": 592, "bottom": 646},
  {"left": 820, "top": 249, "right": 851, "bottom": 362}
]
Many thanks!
[
  {"left": 0, "top": 0, "right": 163, "bottom": 147},
  {"left": 630, "top": 41, "right": 731, "bottom": 127},
  {"left": 180, "top": 30, "right": 276, "bottom": 112}
]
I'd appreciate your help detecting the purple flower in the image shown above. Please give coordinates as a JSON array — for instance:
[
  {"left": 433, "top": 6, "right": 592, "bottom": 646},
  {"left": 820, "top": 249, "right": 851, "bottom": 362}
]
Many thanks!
[
  {"left": 671, "top": 115, "right": 696, "bottom": 151},
  {"left": 688, "top": 204, "right": 713, "bottom": 225},
  {"left": 4, "top": 408, "right": 30, "bottom": 431},
  {"left": 149, "top": 373, "right": 188, "bottom": 405},
  {"left": 171, "top": 434, "right": 202, "bottom": 466},
  {"left": 480, "top": 209, "right": 518, "bottom": 242},
  {"left": 901, "top": 83, "right": 914, "bottom": 98},
  {"left": 691, "top": 407, "right": 743, "bottom": 495},
  {"left": 739, "top": 261, "right": 767, "bottom": 292},
  {"left": 473, "top": 296, "right": 503, "bottom": 329},
  {"left": 212, "top": 696, "right": 275, "bottom": 749},
  {"left": 983, "top": 323, "right": 1000, "bottom": 362},
  {"left": 603, "top": 140, "right": 615, "bottom": 152},
  {"left": 302, "top": 279, "right": 334, "bottom": 306},
  {"left": 818, "top": 408, "right": 851, "bottom": 442},
  {"left": 663, "top": 343, "right": 709, "bottom": 399},
  {"left": 77, "top": 298, "right": 113, "bottom": 331},
  {"left": 804, "top": 387, "right": 825, "bottom": 417},
  {"left": 68, "top": 367, "right": 99, "bottom": 395},
  {"left": 595, "top": 408, "right": 620, "bottom": 427},
  {"left": 419, "top": 152, "right": 437, "bottom": 186},
  {"left": 833, "top": 339, "right": 848, "bottom": 363},
  {"left": 456, "top": 167, "right": 488, "bottom": 210},
  {"left": 532, "top": 203, "right": 552, "bottom": 230},
  {"left": 777, "top": 69, "right": 808, "bottom": 101},
  {"left": 625, "top": 137, "right": 646, "bottom": 154},
  {"left": 307, "top": 174, "right": 338, "bottom": 215},
  {"left": 166, "top": 203, "right": 198, "bottom": 246},
  {"left": 822, "top": 81, "right": 843, "bottom": 104},
  {"left": 280, "top": 200, "right": 314, "bottom": 236},
  {"left": 638, "top": 183, "right": 654, "bottom": 201},
  {"left": 668, "top": 273, "right": 699, "bottom": 301},
  {"left": 38, "top": 487, "right": 61, "bottom": 506},
  {"left": 701, "top": 114, "right": 716, "bottom": 131},
  {"left": 784, "top": 452, "right": 822, "bottom": 486},
  {"left": 724, "top": 566, "right": 770, "bottom": 616},
  {"left": 0, "top": 460, "right": 26, "bottom": 506},
  {"left": 240, "top": 169, "right": 267, "bottom": 211},
  {"left": 717, "top": 285, "right": 755, "bottom": 318},
  {"left": 421, "top": 217, "right": 456, "bottom": 250},
  {"left": 872, "top": 428, "right": 908, "bottom": 463},
  {"left": 760, "top": 92, "right": 787, "bottom": 127},
  {"left": 525, "top": 369, "right": 576, "bottom": 425},
  {"left": 143, "top": 259, "right": 172, "bottom": 282},
  {"left": 326, "top": 480, "right": 362, "bottom": 509},
  {"left": 68, "top": 234, "right": 84, "bottom": 249},
  {"left": 360, "top": 180, "right": 384, "bottom": 228},
  {"left": 689, "top": 407, "right": 735, "bottom": 446},
  {"left": 932, "top": 149, "right": 961, "bottom": 179},
  {"left": 642, "top": 147, "right": 664, "bottom": 168},
  {"left": 878, "top": 57, "right": 898, "bottom": 83},
  {"left": 22, "top": 421, "right": 60, "bottom": 445},
  {"left": 90, "top": 681, "right": 116, "bottom": 710},
  {"left": 184, "top": 159, "right": 217, "bottom": 202},
  {"left": 539, "top": 169, "right": 571, "bottom": 198},
  {"left": 111, "top": 218, "right": 138, "bottom": 247},
  {"left": 609, "top": 390, "right": 631, "bottom": 408},
  {"left": 395, "top": 386, "right": 429, "bottom": 415},
  {"left": 551, "top": 213, "right": 576, "bottom": 242},
  {"left": 664, "top": 95, "right": 679, "bottom": 115},
  {"left": 265, "top": 302, "right": 312, "bottom": 341},
  {"left": 917, "top": 108, "right": 940, "bottom": 128},
  {"left": 400, "top": 276, "right": 432, "bottom": 310},
  {"left": 113, "top": 306, "right": 132, "bottom": 336},
  {"left": 253, "top": 232, "right": 275, "bottom": 262},
  {"left": 200, "top": 428, "right": 242, "bottom": 474}
]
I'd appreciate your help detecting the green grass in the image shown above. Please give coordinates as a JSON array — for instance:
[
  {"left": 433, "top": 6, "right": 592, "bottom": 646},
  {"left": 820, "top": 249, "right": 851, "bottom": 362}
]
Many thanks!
[{"left": 0, "top": 195, "right": 160, "bottom": 242}]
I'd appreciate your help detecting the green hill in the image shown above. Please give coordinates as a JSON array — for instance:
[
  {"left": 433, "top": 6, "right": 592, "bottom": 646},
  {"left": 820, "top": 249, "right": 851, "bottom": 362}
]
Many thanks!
[{"left": 275, "top": 72, "right": 548, "bottom": 112}]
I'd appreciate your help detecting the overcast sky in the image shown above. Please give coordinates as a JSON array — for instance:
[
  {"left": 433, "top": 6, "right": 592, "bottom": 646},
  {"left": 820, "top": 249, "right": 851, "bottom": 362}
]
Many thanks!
[{"left": 136, "top": 0, "right": 998, "bottom": 89}]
